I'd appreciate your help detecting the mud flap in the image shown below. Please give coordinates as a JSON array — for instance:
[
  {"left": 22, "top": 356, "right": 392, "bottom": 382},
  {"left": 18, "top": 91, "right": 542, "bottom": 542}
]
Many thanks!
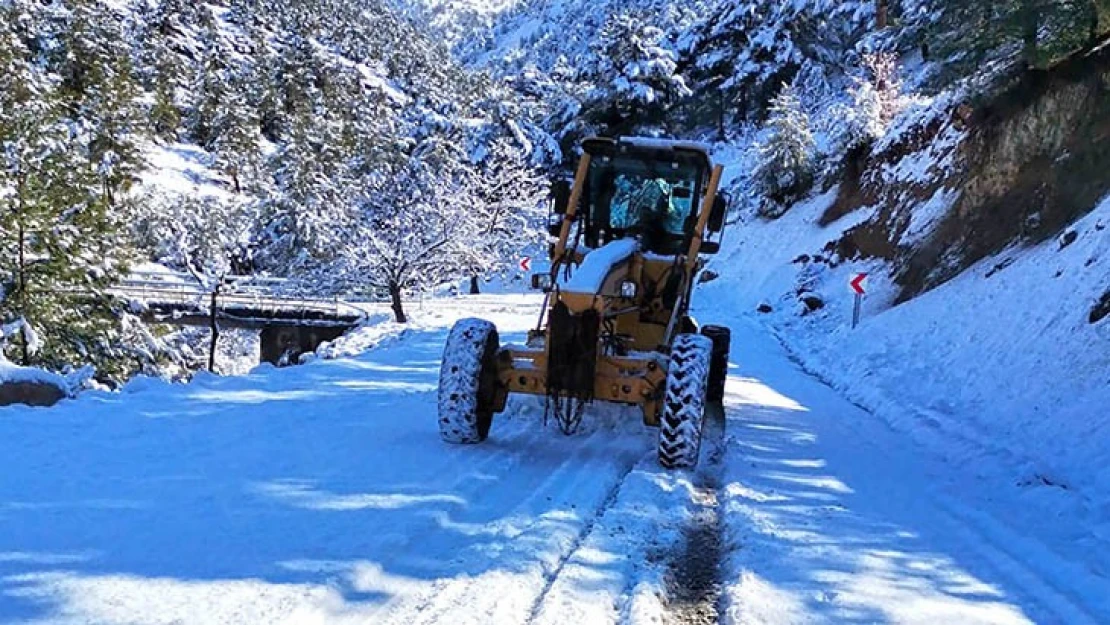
[{"left": 546, "top": 301, "right": 600, "bottom": 399}]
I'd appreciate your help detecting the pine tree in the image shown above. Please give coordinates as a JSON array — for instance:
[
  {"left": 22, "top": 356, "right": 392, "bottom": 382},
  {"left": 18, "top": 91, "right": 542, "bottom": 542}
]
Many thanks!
[
  {"left": 189, "top": 19, "right": 227, "bottom": 147},
  {"left": 137, "top": 1, "right": 188, "bottom": 142},
  {"left": 1, "top": 6, "right": 128, "bottom": 371},
  {"left": 57, "top": 0, "right": 147, "bottom": 207},
  {"left": 584, "top": 11, "right": 691, "bottom": 130},
  {"left": 259, "top": 109, "right": 351, "bottom": 273},
  {"left": 931, "top": 0, "right": 1110, "bottom": 71},
  {"left": 211, "top": 73, "right": 264, "bottom": 194},
  {"left": 752, "top": 84, "right": 816, "bottom": 218}
]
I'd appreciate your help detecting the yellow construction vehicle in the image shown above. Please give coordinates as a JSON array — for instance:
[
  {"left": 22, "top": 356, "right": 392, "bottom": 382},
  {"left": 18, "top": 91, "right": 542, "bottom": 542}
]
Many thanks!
[{"left": 438, "top": 136, "right": 731, "bottom": 468}]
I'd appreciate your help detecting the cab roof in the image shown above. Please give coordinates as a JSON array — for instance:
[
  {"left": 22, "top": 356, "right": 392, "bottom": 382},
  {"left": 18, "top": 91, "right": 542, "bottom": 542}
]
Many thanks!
[{"left": 580, "top": 136, "right": 713, "bottom": 172}]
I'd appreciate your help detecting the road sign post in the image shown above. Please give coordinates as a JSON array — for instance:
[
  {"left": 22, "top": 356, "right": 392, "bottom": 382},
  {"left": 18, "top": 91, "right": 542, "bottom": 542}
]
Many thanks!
[{"left": 850, "top": 273, "right": 868, "bottom": 329}]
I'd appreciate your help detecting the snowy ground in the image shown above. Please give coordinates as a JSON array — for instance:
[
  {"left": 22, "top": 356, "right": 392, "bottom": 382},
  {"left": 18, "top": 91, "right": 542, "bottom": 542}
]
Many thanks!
[
  {"left": 2, "top": 287, "right": 1108, "bottom": 623},
  {"left": 714, "top": 318, "right": 1110, "bottom": 624},
  {"left": 694, "top": 188, "right": 1110, "bottom": 623}
]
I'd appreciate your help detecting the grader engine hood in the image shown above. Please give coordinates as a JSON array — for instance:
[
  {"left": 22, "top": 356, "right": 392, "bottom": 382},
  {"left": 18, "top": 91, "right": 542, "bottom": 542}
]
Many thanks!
[{"left": 557, "top": 239, "right": 640, "bottom": 314}]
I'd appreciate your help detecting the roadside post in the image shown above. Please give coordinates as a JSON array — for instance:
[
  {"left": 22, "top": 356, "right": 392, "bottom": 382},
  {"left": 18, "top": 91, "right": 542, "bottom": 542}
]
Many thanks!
[
  {"left": 519, "top": 256, "right": 532, "bottom": 294},
  {"left": 850, "top": 273, "right": 868, "bottom": 329}
]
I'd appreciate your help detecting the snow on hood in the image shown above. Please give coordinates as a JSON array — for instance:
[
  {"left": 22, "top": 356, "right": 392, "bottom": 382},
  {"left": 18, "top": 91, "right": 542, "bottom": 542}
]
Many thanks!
[{"left": 560, "top": 239, "right": 640, "bottom": 294}]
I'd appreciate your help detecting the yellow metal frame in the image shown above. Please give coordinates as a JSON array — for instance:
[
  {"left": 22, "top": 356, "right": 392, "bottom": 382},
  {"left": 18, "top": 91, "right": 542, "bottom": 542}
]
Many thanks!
[{"left": 495, "top": 140, "right": 725, "bottom": 425}]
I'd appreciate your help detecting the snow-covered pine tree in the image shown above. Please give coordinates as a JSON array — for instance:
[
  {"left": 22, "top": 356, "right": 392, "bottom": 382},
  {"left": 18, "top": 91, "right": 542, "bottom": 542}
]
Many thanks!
[
  {"left": 57, "top": 0, "right": 147, "bottom": 208},
  {"left": 188, "top": 14, "right": 229, "bottom": 149},
  {"left": 583, "top": 11, "right": 692, "bottom": 132},
  {"left": 752, "top": 83, "right": 816, "bottom": 218},
  {"left": 134, "top": 1, "right": 191, "bottom": 142},
  {"left": 211, "top": 71, "right": 264, "bottom": 195},
  {"left": 826, "top": 51, "right": 907, "bottom": 162},
  {"left": 260, "top": 108, "right": 351, "bottom": 274},
  {"left": 0, "top": 4, "right": 132, "bottom": 374}
]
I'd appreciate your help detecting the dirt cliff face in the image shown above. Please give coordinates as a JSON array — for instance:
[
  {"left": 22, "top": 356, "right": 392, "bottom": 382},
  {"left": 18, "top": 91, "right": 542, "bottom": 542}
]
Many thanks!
[{"left": 827, "top": 38, "right": 1110, "bottom": 304}]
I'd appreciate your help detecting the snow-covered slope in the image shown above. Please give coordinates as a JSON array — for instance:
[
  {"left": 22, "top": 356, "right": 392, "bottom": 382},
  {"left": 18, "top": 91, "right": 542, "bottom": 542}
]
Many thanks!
[
  {"left": 690, "top": 183, "right": 1110, "bottom": 622},
  {"left": 699, "top": 190, "right": 1110, "bottom": 493}
]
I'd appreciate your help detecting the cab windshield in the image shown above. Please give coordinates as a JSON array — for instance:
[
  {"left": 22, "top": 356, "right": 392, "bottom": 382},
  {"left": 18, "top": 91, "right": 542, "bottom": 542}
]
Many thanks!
[{"left": 583, "top": 154, "right": 703, "bottom": 255}]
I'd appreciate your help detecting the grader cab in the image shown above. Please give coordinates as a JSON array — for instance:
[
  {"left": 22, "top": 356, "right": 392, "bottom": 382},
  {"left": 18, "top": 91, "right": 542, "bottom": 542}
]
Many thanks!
[{"left": 437, "top": 137, "right": 731, "bottom": 468}]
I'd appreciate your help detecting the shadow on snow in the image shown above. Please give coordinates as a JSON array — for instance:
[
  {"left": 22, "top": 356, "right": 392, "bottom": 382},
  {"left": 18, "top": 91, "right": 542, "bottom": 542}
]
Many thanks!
[{"left": 0, "top": 322, "right": 652, "bottom": 623}]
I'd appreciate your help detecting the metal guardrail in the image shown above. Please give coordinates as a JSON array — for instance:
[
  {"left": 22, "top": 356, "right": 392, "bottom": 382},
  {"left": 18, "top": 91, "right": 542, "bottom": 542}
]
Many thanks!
[{"left": 113, "top": 270, "right": 379, "bottom": 322}]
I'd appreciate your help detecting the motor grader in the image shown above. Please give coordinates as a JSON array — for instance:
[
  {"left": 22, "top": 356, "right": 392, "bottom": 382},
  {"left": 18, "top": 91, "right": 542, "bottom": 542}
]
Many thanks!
[{"left": 437, "top": 136, "right": 731, "bottom": 468}]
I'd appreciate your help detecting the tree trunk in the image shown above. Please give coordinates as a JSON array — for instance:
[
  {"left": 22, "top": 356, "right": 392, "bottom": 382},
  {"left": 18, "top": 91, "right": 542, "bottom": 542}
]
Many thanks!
[
  {"left": 16, "top": 175, "right": 29, "bottom": 366},
  {"left": 208, "top": 288, "right": 220, "bottom": 372},
  {"left": 876, "top": 0, "right": 889, "bottom": 29},
  {"left": 1087, "top": 0, "right": 1101, "bottom": 47},
  {"left": 716, "top": 90, "right": 726, "bottom": 141},
  {"left": 1020, "top": 0, "right": 1041, "bottom": 69},
  {"left": 389, "top": 282, "right": 407, "bottom": 324},
  {"left": 469, "top": 275, "right": 481, "bottom": 295}
]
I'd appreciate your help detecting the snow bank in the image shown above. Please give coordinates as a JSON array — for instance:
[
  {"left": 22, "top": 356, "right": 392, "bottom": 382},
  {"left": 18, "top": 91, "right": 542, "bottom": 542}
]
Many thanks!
[
  {"left": 0, "top": 358, "right": 66, "bottom": 389},
  {"left": 309, "top": 313, "right": 400, "bottom": 361},
  {"left": 0, "top": 357, "right": 73, "bottom": 407}
]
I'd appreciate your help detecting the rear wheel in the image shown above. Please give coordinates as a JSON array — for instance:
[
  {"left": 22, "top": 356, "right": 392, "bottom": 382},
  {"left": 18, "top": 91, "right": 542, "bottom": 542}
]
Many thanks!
[
  {"left": 658, "top": 334, "right": 712, "bottom": 469},
  {"left": 438, "top": 318, "right": 500, "bottom": 444},
  {"left": 701, "top": 325, "right": 731, "bottom": 404}
]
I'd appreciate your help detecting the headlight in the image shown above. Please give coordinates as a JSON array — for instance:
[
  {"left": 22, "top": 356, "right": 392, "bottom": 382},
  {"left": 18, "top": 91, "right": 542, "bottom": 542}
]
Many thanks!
[
  {"left": 620, "top": 281, "right": 638, "bottom": 299},
  {"left": 531, "top": 273, "right": 553, "bottom": 292}
]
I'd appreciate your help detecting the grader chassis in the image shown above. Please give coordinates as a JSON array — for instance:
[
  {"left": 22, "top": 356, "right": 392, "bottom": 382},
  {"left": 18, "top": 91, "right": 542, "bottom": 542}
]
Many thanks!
[{"left": 437, "top": 136, "right": 731, "bottom": 468}]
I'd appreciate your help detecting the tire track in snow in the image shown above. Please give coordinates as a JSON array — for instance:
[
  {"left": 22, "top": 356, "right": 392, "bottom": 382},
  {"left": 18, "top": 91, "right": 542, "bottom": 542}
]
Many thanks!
[
  {"left": 927, "top": 496, "right": 1105, "bottom": 624},
  {"left": 392, "top": 412, "right": 649, "bottom": 625},
  {"left": 663, "top": 404, "right": 727, "bottom": 625},
  {"left": 524, "top": 452, "right": 644, "bottom": 624}
]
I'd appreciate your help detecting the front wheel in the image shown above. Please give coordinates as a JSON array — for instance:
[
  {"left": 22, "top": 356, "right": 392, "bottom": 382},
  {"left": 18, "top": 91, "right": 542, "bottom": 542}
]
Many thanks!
[
  {"left": 438, "top": 318, "right": 501, "bottom": 443},
  {"left": 658, "top": 334, "right": 713, "bottom": 469}
]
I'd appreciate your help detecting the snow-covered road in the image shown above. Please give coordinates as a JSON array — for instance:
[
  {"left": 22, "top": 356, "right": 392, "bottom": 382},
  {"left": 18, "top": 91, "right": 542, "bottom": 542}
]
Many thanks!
[{"left": 1, "top": 294, "right": 1106, "bottom": 624}]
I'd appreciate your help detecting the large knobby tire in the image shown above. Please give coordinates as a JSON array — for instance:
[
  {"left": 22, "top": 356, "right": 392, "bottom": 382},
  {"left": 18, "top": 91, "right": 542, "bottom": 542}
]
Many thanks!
[
  {"left": 438, "top": 318, "right": 500, "bottom": 444},
  {"left": 658, "top": 334, "right": 713, "bottom": 469},
  {"left": 701, "top": 325, "right": 731, "bottom": 404}
]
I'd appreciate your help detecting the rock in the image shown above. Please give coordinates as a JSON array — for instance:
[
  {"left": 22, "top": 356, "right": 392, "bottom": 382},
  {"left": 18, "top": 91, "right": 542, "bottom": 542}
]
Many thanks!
[
  {"left": 757, "top": 303, "right": 773, "bottom": 314},
  {"left": 698, "top": 269, "right": 719, "bottom": 284},
  {"left": 799, "top": 293, "right": 825, "bottom": 313},
  {"left": 0, "top": 381, "right": 65, "bottom": 407},
  {"left": 985, "top": 258, "right": 1014, "bottom": 278},
  {"left": 792, "top": 254, "right": 811, "bottom": 265},
  {"left": 1091, "top": 291, "right": 1110, "bottom": 324},
  {"left": 1059, "top": 229, "right": 1078, "bottom": 249}
]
